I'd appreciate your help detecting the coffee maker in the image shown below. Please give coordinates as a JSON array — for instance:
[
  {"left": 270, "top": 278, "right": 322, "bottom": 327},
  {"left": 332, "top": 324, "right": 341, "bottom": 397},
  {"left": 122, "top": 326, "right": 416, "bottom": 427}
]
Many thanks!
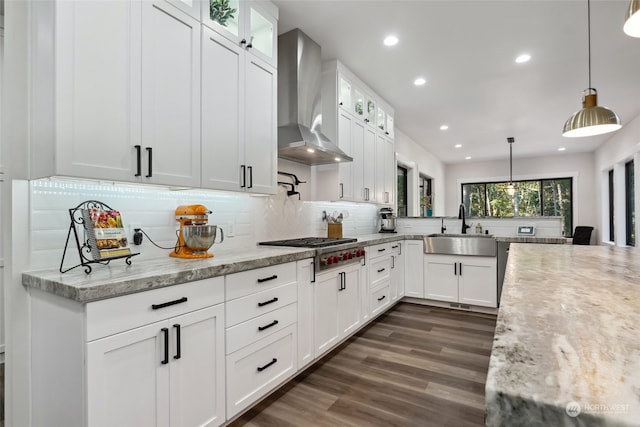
[{"left": 379, "top": 207, "right": 397, "bottom": 233}]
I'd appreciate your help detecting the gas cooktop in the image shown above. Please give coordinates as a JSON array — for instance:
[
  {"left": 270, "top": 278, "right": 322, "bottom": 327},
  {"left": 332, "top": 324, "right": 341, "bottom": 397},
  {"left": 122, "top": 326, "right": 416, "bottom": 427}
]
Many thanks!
[{"left": 258, "top": 237, "right": 357, "bottom": 248}]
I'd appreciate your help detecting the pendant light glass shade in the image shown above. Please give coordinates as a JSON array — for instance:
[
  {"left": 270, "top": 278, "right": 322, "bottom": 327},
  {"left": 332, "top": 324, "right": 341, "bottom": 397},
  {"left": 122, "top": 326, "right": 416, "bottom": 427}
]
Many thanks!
[
  {"left": 563, "top": 0, "right": 621, "bottom": 137},
  {"left": 624, "top": 0, "right": 640, "bottom": 37},
  {"left": 506, "top": 137, "right": 518, "bottom": 196},
  {"left": 562, "top": 89, "right": 622, "bottom": 137}
]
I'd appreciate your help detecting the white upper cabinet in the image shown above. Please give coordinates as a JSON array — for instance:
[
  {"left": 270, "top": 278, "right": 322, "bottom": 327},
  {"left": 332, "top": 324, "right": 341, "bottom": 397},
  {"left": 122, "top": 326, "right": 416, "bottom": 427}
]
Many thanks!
[
  {"left": 165, "top": 0, "right": 202, "bottom": 20},
  {"left": 203, "top": 0, "right": 277, "bottom": 68},
  {"left": 141, "top": 1, "right": 201, "bottom": 187}
]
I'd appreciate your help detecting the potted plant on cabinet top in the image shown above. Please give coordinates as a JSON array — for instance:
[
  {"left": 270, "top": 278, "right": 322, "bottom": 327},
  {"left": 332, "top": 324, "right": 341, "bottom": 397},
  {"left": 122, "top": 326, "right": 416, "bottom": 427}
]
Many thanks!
[{"left": 210, "top": 0, "right": 237, "bottom": 27}]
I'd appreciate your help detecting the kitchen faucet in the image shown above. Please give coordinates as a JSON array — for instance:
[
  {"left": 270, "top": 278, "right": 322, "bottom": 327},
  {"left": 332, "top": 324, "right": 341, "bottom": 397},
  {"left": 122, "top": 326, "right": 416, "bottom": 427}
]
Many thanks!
[{"left": 459, "top": 204, "right": 471, "bottom": 234}]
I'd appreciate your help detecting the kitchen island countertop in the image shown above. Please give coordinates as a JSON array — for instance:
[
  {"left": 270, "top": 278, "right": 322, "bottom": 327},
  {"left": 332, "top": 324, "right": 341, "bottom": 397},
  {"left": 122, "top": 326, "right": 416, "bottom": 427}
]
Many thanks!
[{"left": 485, "top": 243, "right": 640, "bottom": 426}]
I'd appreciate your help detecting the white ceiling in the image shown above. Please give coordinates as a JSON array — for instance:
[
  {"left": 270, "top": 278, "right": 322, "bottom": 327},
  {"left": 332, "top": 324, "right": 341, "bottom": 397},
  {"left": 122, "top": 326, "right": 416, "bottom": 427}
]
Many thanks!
[{"left": 272, "top": 0, "right": 640, "bottom": 165}]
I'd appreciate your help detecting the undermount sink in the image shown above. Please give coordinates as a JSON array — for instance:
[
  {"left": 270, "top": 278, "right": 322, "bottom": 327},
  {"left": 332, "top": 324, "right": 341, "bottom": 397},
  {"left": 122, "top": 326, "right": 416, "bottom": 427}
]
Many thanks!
[{"left": 424, "top": 234, "right": 497, "bottom": 257}]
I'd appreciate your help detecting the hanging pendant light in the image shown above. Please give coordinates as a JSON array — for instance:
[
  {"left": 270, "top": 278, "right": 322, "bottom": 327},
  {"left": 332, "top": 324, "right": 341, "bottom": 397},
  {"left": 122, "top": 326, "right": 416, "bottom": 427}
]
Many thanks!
[
  {"left": 506, "top": 137, "right": 518, "bottom": 196},
  {"left": 623, "top": 0, "right": 640, "bottom": 37},
  {"left": 563, "top": 0, "right": 621, "bottom": 138}
]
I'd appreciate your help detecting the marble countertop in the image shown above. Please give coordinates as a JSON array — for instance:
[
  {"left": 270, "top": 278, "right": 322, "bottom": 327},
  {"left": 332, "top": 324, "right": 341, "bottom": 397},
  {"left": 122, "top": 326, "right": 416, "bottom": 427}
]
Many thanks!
[
  {"left": 22, "top": 233, "right": 416, "bottom": 303},
  {"left": 494, "top": 236, "right": 567, "bottom": 244},
  {"left": 485, "top": 244, "right": 640, "bottom": 426}
]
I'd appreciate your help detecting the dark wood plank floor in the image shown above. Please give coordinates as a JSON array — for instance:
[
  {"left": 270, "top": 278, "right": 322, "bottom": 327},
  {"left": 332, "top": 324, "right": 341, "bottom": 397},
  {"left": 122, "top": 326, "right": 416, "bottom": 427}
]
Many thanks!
[{"left": 230, "top": 302, "right": 497, "bottom": 427}]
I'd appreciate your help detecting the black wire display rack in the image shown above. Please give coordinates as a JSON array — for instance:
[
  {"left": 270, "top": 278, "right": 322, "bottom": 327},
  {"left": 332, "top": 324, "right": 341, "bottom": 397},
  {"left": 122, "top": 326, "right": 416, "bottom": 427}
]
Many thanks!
[{"left": 59, "top": 200, "right": 139, "bottom": 274}]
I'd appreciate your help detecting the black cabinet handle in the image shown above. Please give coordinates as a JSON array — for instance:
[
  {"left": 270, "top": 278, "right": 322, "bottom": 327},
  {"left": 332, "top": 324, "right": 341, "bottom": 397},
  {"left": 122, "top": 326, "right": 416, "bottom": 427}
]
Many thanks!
[
  {"left": 459, "top": 262, "right": 462, "bottom": 276},
  {"left": 340, "top": 183, "right": 344, "bottom": 199},
  {"left": 399, "top": 243, "right": 402, "bottom": 255},
  {"left": 173, "top": 324, "right": 181, "bottom": 360},
  {"left": 152, "top": 297, "right": 187, "bottom": 310},
  {"left": 339, "top": 102, "right": 343, "bottom": 106},
  {"left": 246, "top": 36, "right": 254, "bottom": 49},
  {"left": 377, "top": 268, "right": 386, "bottom": 273},
  {"left": 378, "top": 248, "right": 386, "bottom": 253},
  {"left": 161, "top": 328, "right": 169, "bottom": 365},
  {"left": 240, "top": 165, "right": 246, "bottom": 188},
  {"left": 364, "top": 118, "right": 369, "bottom": 123},
  {"left": 248, "top": 166, "right": 253, "bottom": 188},
  {"left": 240, "top": 38, "right": 247, "bottom": 46},
  {"left": 454, "top": 263, "right": 457, "bottom": 276},
  {"left": 378, "top": 295, "right": 386, "bottom": 302},
  {"left": 258, "top": 320, "right": 279, "bottom": 331},
  {"left": 257, "top": 274, "right": 277, "bottom": 283},
  {"left": 392, "top": 245, "right": 399, "bottom": 249},
  {"left": 391, "top": 255, "right": 395, "bottom": 269},
  {"left": 311, "top": 261, "right": 316, "bottom": 283},
  {"left": 258, "top": 297, "right": 278, "bottom": 307},
  {"left": 134, "top": 145, "right": 142, "bottom": 177},
  {"left": 257, "top": 358, "right": 277, "bottom": 372},
  {"left": 385, "top": 131, "right": 389, "bottom": 135},
  {"left": 152, "top": 297, "right": 188, "bottom": 310},
  {"left": 145, "top": 147, "right": 152, "bottom": 177}
]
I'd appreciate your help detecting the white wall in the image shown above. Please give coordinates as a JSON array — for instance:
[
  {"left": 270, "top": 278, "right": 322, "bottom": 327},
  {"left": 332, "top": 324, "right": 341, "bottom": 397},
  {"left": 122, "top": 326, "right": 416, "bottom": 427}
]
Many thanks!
[
  {"left": 445, "top": 152, "right": 597, "bottom": 237},
  {"left": 594, "top": 113, "right": 640, "bottom": 247},
  {"left": 394, "top": 129, "right": 446, "bottom": 216}
]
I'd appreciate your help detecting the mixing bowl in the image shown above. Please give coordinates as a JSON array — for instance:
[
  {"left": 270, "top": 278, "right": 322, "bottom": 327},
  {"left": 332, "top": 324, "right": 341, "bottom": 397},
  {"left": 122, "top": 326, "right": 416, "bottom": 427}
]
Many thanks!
[{"left": 182, "top": 225, "right": 224, "bottom": 253}]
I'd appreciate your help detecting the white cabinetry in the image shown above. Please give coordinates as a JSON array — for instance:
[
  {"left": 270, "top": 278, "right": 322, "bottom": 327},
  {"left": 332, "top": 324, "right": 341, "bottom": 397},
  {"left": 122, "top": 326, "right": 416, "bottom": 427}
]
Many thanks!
[
  {"left": 314, "top": 262, "right": 362, "bottom": 357},
  {"left": 201, "top": 26, "right": 277, "bottom": 194},
  {"left": 366, "top": 242, "right": 398, "bottom": 317},
  {"left": 390, "top": 242, "right": 404, "bottom": 302},
  {"left": 224, "top": 262, "right": 297, "bottom": 418},
  {"left": 376, "top": 134, "right": 395, "bottom": 205},
  {"left": 31, "top": 277, "right": 226, "bottom": 427},
  {"left": 297, "top": 259, "right": 316, "bottom": 370},
  {"left": 404, "top": 240, "right": 425, "bottom": 298},
  {"left": 424, "top": 254, "right": 497, "bottom": 308}
]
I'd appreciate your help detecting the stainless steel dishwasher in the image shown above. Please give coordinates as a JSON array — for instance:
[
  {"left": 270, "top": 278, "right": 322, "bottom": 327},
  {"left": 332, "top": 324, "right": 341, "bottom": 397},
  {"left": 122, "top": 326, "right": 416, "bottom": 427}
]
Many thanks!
[{"left": 496, "top": 241, "right": 510, "bottom": 306}]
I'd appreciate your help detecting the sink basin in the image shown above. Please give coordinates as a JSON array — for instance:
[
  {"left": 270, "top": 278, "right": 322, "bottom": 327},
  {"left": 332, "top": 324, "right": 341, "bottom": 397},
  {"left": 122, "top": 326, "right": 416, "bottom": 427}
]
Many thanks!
[{"left": 424, "top": 235, "right": 496, "bottom": 256}]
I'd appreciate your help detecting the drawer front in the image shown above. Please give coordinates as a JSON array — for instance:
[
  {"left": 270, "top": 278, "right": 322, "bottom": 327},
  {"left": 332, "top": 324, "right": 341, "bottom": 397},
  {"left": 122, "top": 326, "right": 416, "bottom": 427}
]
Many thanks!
[
  {"left": 389, "top": 241, "right": 402, "bottom": 256},
  {"left": 371, "top": 282, "right": 391, "bottom": 316},
  {"left": 226, "top": 302, "right": 297, "bottom": 354},
  {"left": 368, "top": 243, "right": 392, "bottom": 260},
  {"left": 226, "top": 324, "right": 297, "bottom": 418},
  {"left": 226, "top": 262, "right": 296, "bottom": 301},
  {"left": 226, "top": 282, "right": 297, "bottom": 327},
  {"left": 369, "top": 256, "right": 391, "bottom": 285},
  {"left": 86, "top": 277, "right": 224, "bottom": 341}
]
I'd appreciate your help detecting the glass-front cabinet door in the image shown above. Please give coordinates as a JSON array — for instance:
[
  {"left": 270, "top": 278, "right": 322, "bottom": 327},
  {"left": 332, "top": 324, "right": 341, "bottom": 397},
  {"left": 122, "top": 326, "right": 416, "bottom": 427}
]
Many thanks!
[
  {"left": 247, "top": 2, "right": 277, "bottom": 67},
  {"left": 353, "top": 88, "right": 364, "bottom": 119},
  {"left": 386, "top": 113, "right": 394, "bottom": 138},
  {"left": 365, "top": 98, "right": 376, "bottom": 126},
  {"left": 203, "top": 0, "right": 242, "bottom": 42},
  {"left": 377, "top": 107, "right": 386, "bottom": 132},
  {"left": 339, "top": 76, "right": 352, "bottom": 111}
]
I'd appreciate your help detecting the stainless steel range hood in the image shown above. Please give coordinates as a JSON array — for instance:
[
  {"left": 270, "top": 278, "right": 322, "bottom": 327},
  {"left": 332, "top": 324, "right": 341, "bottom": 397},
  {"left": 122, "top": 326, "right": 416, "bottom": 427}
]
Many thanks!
[{"left": 278, "top": 29, "right": 353, "bottom": 165}]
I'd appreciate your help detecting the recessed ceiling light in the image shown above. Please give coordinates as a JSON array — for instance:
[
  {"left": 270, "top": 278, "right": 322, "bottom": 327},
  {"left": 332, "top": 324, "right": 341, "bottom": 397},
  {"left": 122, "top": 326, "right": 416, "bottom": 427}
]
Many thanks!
[
  {"left": 414, "top": 77, "right": 427, "bottom": 86},
  {"left": 515, "top": 53, "right": 531, "bottom": 64},
  {"left": 455, "top": 144, "right": 462, "bottom": 148},
  {"left": 465, "top": 156, "right": 472, "bottom": 160},
  {"left": 558, "top": 147, "right": 566, "bottom": 151},
  {"left": 440, "top": 124, "right": 449, "bottom": 130},
  {"left": 384, "top": 35, "right": 399, "bottom": 46},
  {"left": 334, "top": 157, "right": 341, "bottom": 162}
]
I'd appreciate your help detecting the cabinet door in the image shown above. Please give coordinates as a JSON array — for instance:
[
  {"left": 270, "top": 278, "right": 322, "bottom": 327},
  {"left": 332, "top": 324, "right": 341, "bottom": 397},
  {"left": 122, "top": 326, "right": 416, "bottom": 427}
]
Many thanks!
[
  {"left": 164, "top": 0, "right": 201, "bottom": 20},
  {"left": 314, "top": 271, "right": 340, "bottom": 357},
  {"left": 383, "top": 136, "right": 396, "bottom": 205},
  {"left": 404, "top": 240, "right": 424, "bottom": 298},
  {"left": 338, "top": 265, "right": 361, "bottom": 337},
  {"left": 169, "top": 305, "right": 226, "bottom": 427},
  {"left": 87, "top": 322, "right": 169, "bottom": 427},
  {"left": 338, "top": 74, "right": 352, "bottom": 111},
  {"left": 351, "top": 120, "right": 365, "bottom": 201},
  {"left": 459, "top": 258, "right": 498, "bottom": 308},
  {"left": 245, "top": 1, "right": 278, "bottom": 68},
  {"left": 359, "top": 263, "right": 369, "bottom": 324},
  {"left": 375, "top": 134, "right": 386, "bottom": 203},
  {"left": 362, "top": 127, "right": 376, "bottom": 202},
  {"left": 390, "top": 243, "right": 404, "bottom": 301},
  {"left": 297, "top": 260, "right": 316, "bottom": 369},
  {"left": 201, "top": 26, "right": 244, "bottom": 191},
  {"left": 202, "top": 0, "right": 243, "bottom": 44},
  {"left": 337, "top": 112, "right": 353, "bottom": 200},
  {"left": 141, "top": 2, "right": 201, "bottom": 187},
  {"left": 244, "top": 56, "right": 277, "bottom": 194},
  {"left": 424, "top": 255, "right": 458, "bottom": 303},
  {"left": 55, "top": 0, "right": 141, "bottom": 182}
]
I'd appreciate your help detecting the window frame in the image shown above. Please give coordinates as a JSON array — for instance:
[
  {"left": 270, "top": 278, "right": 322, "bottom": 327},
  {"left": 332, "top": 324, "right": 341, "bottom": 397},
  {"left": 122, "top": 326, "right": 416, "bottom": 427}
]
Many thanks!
[
  {"left": 609, "top": 169, "right": 615, "bottom": 242},
  {"left": 625, "top": 160, "right": 635, "bottom": 246}
]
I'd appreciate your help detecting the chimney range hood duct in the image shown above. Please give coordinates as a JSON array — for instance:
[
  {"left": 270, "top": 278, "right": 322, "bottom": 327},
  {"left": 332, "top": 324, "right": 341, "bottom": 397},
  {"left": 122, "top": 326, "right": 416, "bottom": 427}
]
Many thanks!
[{"left": 277, "top": 29, "right": 353, "bottom": 165}]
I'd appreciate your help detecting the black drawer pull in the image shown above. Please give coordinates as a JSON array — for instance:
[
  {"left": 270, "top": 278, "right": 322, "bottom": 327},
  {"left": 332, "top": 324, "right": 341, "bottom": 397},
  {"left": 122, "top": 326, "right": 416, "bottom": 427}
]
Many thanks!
[
  {"left": 258, "top": 320, "right": 279, "bottom": 331},
  {"left": 134, "top": 145, "right": 142, "bottom": 177},
  {"left": 161, "top": 328, "right": 169, "bottom": 365},
  {"left": 377, "top": 248, "right": 386, "bottom": 252},
  {"left": 378, "top": 295, "right": 386, "bottom": 302},
  {"left": 145, "top": 146, "right": 152, "bottom": 178},
  {"left": 258, "top": 297, "right": 279, "bottom": 307},
  {"left": 257, "top": 274, "right": 278, "bottom": 283},
  {"left": 152, "top": 297, "right": 188, "bottom": 310},
  {"left": 392, "top": 245, "right": 399, "bottom": 249},
  {"left": 377, "top": 268, "right": 386, "bottom": 273},
  {"left": 173, "top": 324, "right": 181, "bottom": 360},
  {"left": 257, "top": 358, "right": 278, "bottom": 372}
]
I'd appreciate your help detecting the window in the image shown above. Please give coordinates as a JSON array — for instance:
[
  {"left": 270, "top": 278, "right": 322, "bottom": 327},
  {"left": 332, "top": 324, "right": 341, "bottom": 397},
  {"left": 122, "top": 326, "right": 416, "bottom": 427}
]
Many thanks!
[
  {"left": 419, "top": 175, "right": 433, "bottom": 217},
  {"left": 626, "top": 161, "right": 635, "bottom": 246},
  {"left": 609, "top": 169, "right": 615, "bottom": 242},
  {"left": 397, "top": 166, "right": 408, "bottom": 217},
  {"left": 461, "top": 177, "right": 573, "bottom": 236}
]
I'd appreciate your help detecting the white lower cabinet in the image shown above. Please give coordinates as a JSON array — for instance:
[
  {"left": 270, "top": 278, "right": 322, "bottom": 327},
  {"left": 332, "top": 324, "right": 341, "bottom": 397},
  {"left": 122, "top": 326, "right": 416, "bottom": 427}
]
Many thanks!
[
  {"left": 404, "top": 240, "right": 424, "bottom": 298},
  {"left": 424, "top": 254, "right": 497, "bottom": 308},
  {"left": 297, "top": 259, "right": 316, "bottom": 369},
  {"left": 390, "top": 242, "right": 404, "bottom": 302},
  {"left": 87, "top": 305, "right": 225, "bottom": 427},
  {"left": 314, "top": 262, "right": 362, "bottom": 358}
]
